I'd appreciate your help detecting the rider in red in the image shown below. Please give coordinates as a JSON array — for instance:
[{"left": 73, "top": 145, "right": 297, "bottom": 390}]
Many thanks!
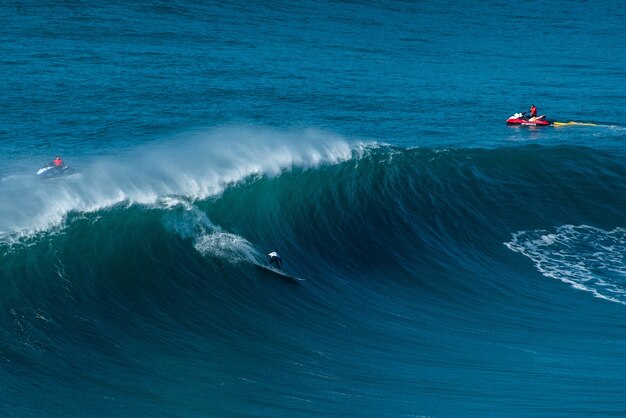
[
  {"left": 53, "top": 156, "right": 64, "bottom": 167},
  {"left": 529, "top": 104, "right": 537, "bottom": 118}
]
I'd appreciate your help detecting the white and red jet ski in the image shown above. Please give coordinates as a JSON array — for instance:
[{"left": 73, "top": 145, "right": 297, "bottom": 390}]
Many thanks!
[
  {"left": 506, "top": 112, "right": 550, "bottom": 126},
  {"left": 36, "top": 162, "right": 76, "bottom": 179}
]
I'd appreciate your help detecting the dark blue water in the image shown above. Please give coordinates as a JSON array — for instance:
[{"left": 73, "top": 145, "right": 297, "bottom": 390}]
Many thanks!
[{"left": 2, "top": 1, "right": 626, "bottom": 416}]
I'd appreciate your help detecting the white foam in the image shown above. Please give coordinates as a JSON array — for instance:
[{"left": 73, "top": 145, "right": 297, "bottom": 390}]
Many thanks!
[
  {"left": 0, "top": 126, "right": 369, "bottom": 242},
  {"left": 505, "top": 225, "right": 626, "bottom": 305},
  {"left": 162, "top": 203, "right": 259, "bottom": 265}
]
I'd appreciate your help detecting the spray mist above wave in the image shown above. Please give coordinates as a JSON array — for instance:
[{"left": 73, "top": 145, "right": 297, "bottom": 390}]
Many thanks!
[
  {"left": 505, "top": 225, "right": 626, "bottom": 305},
  {"left": 0, "top": 126, "right": 369, "bottom": 241}
]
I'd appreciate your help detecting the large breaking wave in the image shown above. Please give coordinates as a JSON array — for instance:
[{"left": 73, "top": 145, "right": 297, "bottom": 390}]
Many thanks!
[{"left": 2, "top": 131, "right": 626, "bottom": 415}]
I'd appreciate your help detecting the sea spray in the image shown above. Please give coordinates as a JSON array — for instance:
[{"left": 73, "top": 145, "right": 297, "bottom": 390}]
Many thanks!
[{"left": 0, "top": 126, "right": 365, "bottom": 241}]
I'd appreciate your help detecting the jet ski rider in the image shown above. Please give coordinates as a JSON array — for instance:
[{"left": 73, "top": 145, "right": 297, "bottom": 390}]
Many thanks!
[
  {"left": 529, "top": 104, "right": 537, "bottom": 118},
  {"left": 52, "top": 156, "right": 64, "bottom": 168}
]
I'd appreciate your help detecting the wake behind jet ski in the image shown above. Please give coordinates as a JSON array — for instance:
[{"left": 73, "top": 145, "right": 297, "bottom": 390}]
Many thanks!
[{"left": 36, "top": 156, "right": 76, "bottom": 178}]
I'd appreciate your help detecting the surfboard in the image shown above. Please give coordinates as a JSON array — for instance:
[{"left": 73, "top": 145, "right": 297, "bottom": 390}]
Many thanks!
[{"left": 254, "top": 263, "right": 304, "bottom": 283}]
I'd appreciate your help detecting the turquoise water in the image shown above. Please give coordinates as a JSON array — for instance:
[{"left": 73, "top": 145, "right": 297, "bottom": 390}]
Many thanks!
[{"left": 1, "top": 1, "right": 626, "bottom": 416}]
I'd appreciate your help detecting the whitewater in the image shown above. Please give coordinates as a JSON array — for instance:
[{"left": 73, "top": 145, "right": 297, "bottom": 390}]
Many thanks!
[
  {"left": 0, "top": 127, "right": 362, "bottom": 240},
  {"left": 2, "top": 0, "right": 626, "bottom": 416}
]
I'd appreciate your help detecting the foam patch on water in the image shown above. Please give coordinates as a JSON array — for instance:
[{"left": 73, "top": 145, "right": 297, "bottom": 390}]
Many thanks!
[
  {"left": 0, "top": 126, "right": 369, "bottom": 242},
  {"left": 193, "top": 230, "right": 259, "bottom": 264},
  {"left": 162, "top": 202, "right": 259, "bottom": 265},
  {"left": 505, "top": 225, "right": 626, "bottom": 305}
]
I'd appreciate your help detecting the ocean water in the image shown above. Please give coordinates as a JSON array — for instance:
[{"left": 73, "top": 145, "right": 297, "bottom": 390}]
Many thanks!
[{"left": 2, "top": 0, "right": 626, "bottom": 416}]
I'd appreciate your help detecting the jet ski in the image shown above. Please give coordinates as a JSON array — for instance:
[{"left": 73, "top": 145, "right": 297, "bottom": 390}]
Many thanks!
[
  {"left": 506, "top": 112, "right": 550, "bottom": 126},
  {"left": 36, "top": 162, "right": 76, "bottom": 179}
]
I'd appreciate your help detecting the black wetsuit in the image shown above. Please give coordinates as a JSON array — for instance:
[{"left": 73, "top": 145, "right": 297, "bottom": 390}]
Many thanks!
[{"left": 268, "top": 253, "right": 282, "bottom": 269}]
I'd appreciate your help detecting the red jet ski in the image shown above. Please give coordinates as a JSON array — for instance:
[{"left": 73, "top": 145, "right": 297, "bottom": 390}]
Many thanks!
[{"left": 506, "top": 112, "right": 550, "bottom": 126}]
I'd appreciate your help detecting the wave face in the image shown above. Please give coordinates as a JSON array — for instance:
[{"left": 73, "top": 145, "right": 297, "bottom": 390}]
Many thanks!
[{"left": 2, "top": 138, "right": 626, "bottom": 416}]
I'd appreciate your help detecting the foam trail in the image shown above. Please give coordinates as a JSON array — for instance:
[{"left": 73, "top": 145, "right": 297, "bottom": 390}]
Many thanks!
[
  {"left": 161, "top": 199, "right": 260, "bottom": 265},
  {"left": 505, "top": 225, "right": 626, "bottom": 305},
  {"left": 0, "top": 127, "right": 366, "bottom": 241}
]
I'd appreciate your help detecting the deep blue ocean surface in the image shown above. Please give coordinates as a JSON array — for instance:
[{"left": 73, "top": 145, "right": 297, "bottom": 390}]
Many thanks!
[{"left": 2, "top": 0, "right": 626, "bottom": 416}]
